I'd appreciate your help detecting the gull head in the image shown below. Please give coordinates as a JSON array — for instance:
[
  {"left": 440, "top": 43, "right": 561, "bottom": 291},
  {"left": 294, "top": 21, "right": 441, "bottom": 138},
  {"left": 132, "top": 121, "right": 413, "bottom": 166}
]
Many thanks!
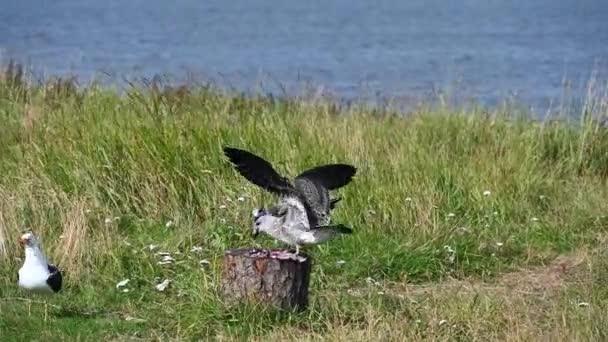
[
  {"left": 19, "top": 231, "right": 40, "bottom": 249},
  {"left": 251, "top": 208, "right": 266, "bottom": 237}
]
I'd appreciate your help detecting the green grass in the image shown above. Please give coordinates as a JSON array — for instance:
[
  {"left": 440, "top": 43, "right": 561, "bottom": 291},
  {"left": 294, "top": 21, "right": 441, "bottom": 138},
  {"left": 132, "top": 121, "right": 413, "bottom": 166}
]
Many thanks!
[{"left": 1, "top": 68, "right": 608, "bottom": 340}]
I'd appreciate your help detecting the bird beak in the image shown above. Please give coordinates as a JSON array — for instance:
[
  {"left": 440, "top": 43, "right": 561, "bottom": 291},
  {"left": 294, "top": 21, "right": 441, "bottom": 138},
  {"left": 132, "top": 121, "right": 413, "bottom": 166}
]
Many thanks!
[{"left": 18, "top": 237, "right": 27, "bottom": 247}]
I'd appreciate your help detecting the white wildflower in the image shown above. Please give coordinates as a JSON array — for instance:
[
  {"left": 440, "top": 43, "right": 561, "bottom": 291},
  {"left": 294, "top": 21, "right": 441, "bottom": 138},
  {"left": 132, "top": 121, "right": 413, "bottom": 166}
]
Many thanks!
[
  {"left": 219, "top": 204, "right": 227, "bottom": 209},
  {"left": 156, "top": 253, "right": 175, "bottom": 265},
  {"left": 336, "top": 260, "right": 346, "bottom": 265},
  {"left": 447, "top": 212, "right": 456, "bottom": 218},
  {"left": 531, "top": 217, "right": 539, "bottom": 222},
  {"left": 148, "top": 244, "right": 159, "bottom": 251},
  {"left": 578, "top": 302, "right": 590, "bottom": 307},
  {"left": 155, "top": 279, "right": 171, "bottom": 292},
  {"left": 483, "top": 190, "right": 491, "bottom": 196},
  {"left": 496, "top": 242, "right": 504, "bottom": 247},
  {"left": 237, "top": 196, "right": 246, "bottom": 202},
  {"left": 104, "top": 217, "right": 113, "bottom": 225},
  {"left": 165, "top": 220, "right": 174, "bottom": 228},
  {"left": 124, "top": 315, "right": 146, "bottom": 323},
  {"left": 85, "top": 209, "right": 92, "bottom": 214},
  {"left": 199, "top": 259, "right": 210, "bottom": 266},
  {"left": 438, "top": 319, "right": 448, "bottom": 326},
  {"left": 160, "top": 255, "right": 175, "bottom": 262},
  {"left": 116, "top": 279, "right": 130, "bottom": 289},
  {"left": 365, "top": 277, "right": 381, "bottom": 286},
  {"left": 405, "top": 197, "right": 412, "bottom": 202},
  {"left": 444, "top": 245, "right": 456, "bottom": 264},
  {"left": 190, "top": 246, "right": 203, "bottom": 253}
]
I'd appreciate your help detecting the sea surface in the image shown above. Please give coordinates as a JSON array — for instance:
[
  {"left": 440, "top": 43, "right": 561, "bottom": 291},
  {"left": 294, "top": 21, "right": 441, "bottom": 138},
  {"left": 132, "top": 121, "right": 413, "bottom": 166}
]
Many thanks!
[{"left": 2, "top": 0, "right": 608, "bottom": 113}]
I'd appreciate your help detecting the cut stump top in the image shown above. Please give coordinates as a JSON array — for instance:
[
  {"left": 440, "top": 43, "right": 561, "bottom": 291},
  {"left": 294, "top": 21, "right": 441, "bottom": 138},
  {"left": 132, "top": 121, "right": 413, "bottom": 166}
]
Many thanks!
[{"left": 224, "top": 247, "right": 310, "bottom": 263}]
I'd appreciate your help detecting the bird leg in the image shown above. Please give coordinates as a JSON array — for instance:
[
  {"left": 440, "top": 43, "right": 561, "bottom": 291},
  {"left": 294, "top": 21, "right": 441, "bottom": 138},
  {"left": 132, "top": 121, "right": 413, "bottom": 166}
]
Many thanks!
[
  {"left": 295, "top": 245, "right": 300, "bottom": 255},
  {"left": 44, "top": 301, "right": 48, "bottom": 322}
]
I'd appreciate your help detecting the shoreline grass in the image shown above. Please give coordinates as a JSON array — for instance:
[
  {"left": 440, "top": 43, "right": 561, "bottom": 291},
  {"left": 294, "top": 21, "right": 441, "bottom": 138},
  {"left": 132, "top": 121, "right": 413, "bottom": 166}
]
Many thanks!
[{"left": 1, "top": 66, "right": 608, "bottom": 340}]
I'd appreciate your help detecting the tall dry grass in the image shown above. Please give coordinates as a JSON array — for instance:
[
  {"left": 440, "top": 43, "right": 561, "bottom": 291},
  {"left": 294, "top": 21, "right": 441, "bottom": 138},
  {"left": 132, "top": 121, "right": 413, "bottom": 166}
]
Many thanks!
[{"left": 0, "top": 62, "right": 607, "bottom": 340}]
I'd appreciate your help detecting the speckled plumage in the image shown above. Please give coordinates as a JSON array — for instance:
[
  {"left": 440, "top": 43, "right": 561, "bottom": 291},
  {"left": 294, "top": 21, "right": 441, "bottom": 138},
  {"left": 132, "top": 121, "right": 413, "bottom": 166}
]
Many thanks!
[{"left": 252, "top": 197, "right": 353, "bottom": 254}]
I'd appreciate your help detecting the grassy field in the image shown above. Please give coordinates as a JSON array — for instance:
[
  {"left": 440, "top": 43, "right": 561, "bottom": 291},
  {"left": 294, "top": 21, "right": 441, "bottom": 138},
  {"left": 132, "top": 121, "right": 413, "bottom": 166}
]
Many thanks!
[{"left": 1, "top": 66, "right": 608, "bottom": 340}]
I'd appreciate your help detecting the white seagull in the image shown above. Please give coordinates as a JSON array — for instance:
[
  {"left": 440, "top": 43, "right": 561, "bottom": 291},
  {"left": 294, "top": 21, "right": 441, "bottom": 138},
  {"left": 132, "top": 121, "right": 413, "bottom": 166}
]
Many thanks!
[
  {"left": 17, "top": 231, "right": 63, "bottom": 294},
  {"left": 223, "top": 147, "right": 356, "bottom": 254}
]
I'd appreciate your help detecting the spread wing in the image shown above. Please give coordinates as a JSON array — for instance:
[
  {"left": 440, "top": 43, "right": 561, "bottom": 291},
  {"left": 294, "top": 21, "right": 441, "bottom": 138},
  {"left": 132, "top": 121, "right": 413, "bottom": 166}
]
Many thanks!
[
  {"left": 295, "top": 164, "right": 356, "bottom": 190},
  {"left": 294, "top": 164, "right": 356, "bottom": 226},
  {"left": 293, "top": 176, "right": 329, "bottom": 227},
  {"left": 223, "top": 147, "right": 295, "bottom": 196}
]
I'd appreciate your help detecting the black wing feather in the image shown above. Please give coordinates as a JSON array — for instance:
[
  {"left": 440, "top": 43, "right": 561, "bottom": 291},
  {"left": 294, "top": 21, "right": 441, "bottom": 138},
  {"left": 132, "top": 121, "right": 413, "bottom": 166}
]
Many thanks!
[
  {"left": 223, "top": 147, "right": 294, "bottom": 195},
  {"left": 46, "top": 264, "right": 62, "bottom": 293},
  {"left": 296, "top": 164, "right": 356, "bottom": 190}
]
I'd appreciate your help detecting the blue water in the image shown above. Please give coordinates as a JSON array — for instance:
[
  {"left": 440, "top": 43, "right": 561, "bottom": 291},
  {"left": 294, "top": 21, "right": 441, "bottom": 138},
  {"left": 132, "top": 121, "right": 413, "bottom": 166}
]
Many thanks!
[{"left": 2, "top": 0, "right": 607, "bottom": 112}]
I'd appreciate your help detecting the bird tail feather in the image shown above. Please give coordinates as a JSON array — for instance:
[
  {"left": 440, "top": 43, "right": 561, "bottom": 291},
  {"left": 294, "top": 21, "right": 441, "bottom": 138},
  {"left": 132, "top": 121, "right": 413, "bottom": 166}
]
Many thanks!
[
  {"left": 312, "top": 224, "right": 353, "bottom": 235},
  {"left": 329, "top": 197, "right": 342, "bottom": 210}
]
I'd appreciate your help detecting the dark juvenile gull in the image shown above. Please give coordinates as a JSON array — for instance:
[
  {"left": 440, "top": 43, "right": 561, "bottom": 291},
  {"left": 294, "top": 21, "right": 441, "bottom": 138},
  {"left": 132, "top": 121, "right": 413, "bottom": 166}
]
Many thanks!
[
  {"left": 223, "top": 147, "right": 356, "bottom": 254},
  {"left": 17, "top": 231, "right": 62, "bottom": 294}
]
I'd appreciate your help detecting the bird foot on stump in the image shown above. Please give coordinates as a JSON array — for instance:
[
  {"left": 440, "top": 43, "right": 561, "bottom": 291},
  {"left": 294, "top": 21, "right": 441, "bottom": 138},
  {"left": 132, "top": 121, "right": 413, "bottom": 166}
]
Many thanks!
[{"left": 246, "top": 248, "right": 308, "bottom": 262}]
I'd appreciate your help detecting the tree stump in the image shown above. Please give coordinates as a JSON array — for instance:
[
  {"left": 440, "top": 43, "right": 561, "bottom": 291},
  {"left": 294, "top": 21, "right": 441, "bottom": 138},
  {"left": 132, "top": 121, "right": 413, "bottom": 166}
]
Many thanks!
[{"left": 220, "top": 248, "right": 312, "bottom": 311}]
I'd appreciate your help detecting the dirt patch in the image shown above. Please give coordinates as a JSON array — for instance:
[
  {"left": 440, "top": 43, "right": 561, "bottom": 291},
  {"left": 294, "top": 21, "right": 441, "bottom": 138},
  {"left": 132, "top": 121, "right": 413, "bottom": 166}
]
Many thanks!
[
  {"left": 497, "top": 252, "right": 588, "bottom": 294},
  {"left": 257, "top": 251, "right": 598, "bottom": 341},
  {"left": 387, "top": 251, "right": 589, "bottom": 299}
]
